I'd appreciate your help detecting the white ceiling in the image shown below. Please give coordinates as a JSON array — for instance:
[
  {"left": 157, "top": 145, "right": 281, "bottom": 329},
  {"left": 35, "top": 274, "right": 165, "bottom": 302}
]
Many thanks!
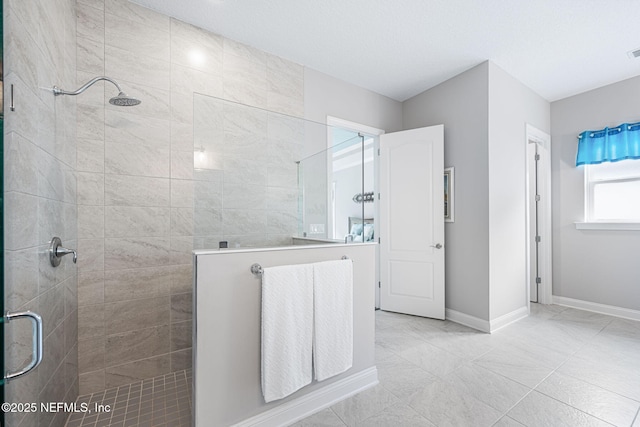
[{"left": 132, "top": 0, "right": 640, "bottom": 102}]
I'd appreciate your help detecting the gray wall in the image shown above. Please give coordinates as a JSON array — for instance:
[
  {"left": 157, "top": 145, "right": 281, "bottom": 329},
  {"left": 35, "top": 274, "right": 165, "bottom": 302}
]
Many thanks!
[
  {"left": 304, "top": 68, "right": 403, "bottom": 148},
  {"left": 487, "top": 62, "right": 550, "bottom": 319},
  {"left": 4, "top": 0, "right": 79, "bottom": 426},
  {"left": 551, "top": 75, "right": 640, "bottom": 311},
  {"left": 403, "top": 63, "right": 491, "bottom": 320},
  {"left": 403, "top": 62, "right": 551, "bottom": 323}
]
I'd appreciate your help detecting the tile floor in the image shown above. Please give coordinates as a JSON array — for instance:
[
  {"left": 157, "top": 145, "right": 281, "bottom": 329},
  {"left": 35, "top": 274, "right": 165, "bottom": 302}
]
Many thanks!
[
  {"left": 63, "top": 305, "right": 640, "bottom": 427},
  {"left": 65, "top": 369, "right": 192, "bottom": 427},
  {"left": 295, "top": 304, "right": 640, "bottom": 427}
]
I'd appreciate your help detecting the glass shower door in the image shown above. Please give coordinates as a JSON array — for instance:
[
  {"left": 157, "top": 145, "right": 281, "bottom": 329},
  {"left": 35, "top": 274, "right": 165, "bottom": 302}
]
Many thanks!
[
  {"left": 1, "top": 1, "right": 5, "bottom": 416},
  {"left": 0, "top": 90, "right": 4, "bottom": 424},
  {"left": 1, "top": 0, "right": 44, "bottom": 410}
]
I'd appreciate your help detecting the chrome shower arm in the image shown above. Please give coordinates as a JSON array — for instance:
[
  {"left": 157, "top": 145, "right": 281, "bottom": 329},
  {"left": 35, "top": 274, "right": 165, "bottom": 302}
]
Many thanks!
[
  {"left": 52, "top": 75, "right": 141, "bottom": 106},
  {"left": 52, "top": 76, "right": 123, "bottom": 96}
]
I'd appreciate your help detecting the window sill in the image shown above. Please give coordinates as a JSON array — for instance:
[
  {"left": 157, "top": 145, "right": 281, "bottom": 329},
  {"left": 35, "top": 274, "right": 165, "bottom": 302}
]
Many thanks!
[{"left": 575, "top": 222, "right": 640, "bottom": 231}]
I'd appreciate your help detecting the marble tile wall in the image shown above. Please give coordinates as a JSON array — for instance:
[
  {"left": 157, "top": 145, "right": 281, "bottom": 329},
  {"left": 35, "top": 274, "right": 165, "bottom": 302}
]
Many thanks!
[
  {"left": 75, "top": 0, "right": 304, "bottom": 394},
  {"left": 4, "top": 0, "right": 79, "bottom": 426}
]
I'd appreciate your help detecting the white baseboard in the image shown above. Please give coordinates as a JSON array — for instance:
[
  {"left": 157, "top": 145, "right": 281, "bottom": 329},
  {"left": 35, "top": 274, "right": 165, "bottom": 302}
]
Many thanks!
[
  {"left": 489, "top": 306, "right": 529, "bottom": 333},
  {"left": 553, "top": 296, "right": 640, "bottom": 322},
  {"left": 446, "top": 306, "right": 530, "bottom": 334},
  {"left": 231, "top": 367, "right": 379, "bottom": 427},
  {"left": 446, "top": 309, "right": 490, "bottom": 333}
]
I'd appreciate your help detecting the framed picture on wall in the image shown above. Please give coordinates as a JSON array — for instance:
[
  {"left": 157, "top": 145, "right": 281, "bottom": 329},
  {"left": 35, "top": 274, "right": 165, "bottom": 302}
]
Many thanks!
[{"left": 444, "top": 167, "right": 455, "bottom": 222}]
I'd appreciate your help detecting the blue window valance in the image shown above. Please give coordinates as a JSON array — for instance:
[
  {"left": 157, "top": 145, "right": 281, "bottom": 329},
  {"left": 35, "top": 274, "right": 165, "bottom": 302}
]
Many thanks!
[{"left": 576, "top": 122, "right": 640, "bottom": 166}]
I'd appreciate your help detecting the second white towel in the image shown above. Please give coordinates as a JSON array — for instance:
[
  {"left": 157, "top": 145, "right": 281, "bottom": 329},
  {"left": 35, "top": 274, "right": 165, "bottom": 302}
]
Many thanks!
[
  {"left": 261, "top": 263, "right": 314, "bottom": 403},
  {"left": 313, "top": 259, "right": 354, "bottom": 381}
]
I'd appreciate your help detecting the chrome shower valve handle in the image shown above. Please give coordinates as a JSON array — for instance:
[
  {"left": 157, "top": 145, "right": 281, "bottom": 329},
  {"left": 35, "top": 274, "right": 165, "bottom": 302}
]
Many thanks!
[
  {"left": 49, "top": 237, "right": 77, "bottom": 267},
  {"left": 56, "top": 246, "right": 77, "bottom": 263}
]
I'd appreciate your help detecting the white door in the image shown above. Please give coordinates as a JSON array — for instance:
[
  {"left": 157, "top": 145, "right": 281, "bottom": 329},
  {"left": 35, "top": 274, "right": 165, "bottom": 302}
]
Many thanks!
[{"left": 379, "top": 125, "right": 445, "bottom": 319}]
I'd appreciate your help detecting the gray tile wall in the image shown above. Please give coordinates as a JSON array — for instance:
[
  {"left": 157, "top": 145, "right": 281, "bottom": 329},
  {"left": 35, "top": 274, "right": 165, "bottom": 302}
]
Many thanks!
[
  {"left": 4, "top": 0, "right": 79, "bottom": 426},
  {"left": 75, "top": 0, "right": 304, "bottom": 394}
]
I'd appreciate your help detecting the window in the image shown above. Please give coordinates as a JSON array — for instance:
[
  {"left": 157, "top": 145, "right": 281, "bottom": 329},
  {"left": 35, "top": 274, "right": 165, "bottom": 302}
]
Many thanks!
[
  {"left": 576, "top": 121, "right": 640, "bottom": 228},
  {"left": 584, "top": 159, "right": 640, "bottom": 222}
]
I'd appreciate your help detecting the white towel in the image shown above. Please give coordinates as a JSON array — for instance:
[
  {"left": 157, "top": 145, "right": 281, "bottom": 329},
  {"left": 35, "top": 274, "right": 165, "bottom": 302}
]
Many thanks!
[
  {"left": 313, "top": 259, "right": 353, "bottom": 381},
  {"left": 261, "top": 263, "right": 314, "bottom": 403}
]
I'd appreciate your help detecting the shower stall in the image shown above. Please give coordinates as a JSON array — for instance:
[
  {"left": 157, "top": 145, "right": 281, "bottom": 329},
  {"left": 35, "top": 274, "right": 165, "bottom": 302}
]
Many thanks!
[
  {"left": 1, "top": 0, "right": 376, "bottom": 425},
  {"left": 4, "top": 86, "right": 377, "bottom": 426}
]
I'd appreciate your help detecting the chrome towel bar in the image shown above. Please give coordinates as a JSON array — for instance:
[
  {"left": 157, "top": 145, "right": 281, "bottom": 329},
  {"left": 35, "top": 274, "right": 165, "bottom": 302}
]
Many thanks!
[
  {"left": 251, "top": 256, "right": 349, "bottom": 276},
  {"left": 250, "top": 263, "right": 264, "bottom": 275}
]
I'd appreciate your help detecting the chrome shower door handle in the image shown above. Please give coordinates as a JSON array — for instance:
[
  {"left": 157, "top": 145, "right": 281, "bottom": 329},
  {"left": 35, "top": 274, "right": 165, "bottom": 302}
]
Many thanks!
[
  {"left": 430, "top": 243, "right": 443, "bottom": 249},
  {"left": 3, "top": 310, "right": 44, "bottom": 382},
  {"left": 49, "top": 236, "right": 77, "bottom": 267}
]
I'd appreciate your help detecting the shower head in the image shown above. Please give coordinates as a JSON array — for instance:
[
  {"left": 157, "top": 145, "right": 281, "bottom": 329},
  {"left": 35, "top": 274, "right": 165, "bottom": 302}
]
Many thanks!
[
  {"left": 52, "top": 76, "right": 142, "bottom": 107},
  {"left": 109, "top": 92, "right": 142, "bottom": 107}
]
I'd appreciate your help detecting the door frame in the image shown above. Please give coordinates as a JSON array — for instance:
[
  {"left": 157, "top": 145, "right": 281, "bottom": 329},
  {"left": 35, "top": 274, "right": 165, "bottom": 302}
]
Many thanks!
[
  {"left": 326, "top": 117, "right": 384, "bottom": 307},
  {"left": 525, "top": 124, "right": 552, "bottom": 305}
]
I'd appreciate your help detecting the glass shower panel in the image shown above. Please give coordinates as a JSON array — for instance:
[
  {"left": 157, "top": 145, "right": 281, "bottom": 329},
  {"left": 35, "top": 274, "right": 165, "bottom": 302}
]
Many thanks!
[
  {"left": 192, "top": 94, "right": 225, "bottom": 250},
  {"left": 331, "top": 133, "right": 377, "bottom": 243},
  {"left": 296, "top": 147, "right": 327, "bottom": 239},
  {"left": 192, "top": 93, "right": 376, "bottom": 249},
  {"left": 193, "top": 94, "right": 328, "bottom": 248},
  {"left": 329, "top": 131, "right": 363, "bottom": 241},
  {"left": 334, "top": 134, "right": 364, "bottom": 241},
  {"left": 297, "top": 132, "right": 371, "bottom": 242},
  {"left": 361, "top": 134, "right": 378, "bottom": 243}
]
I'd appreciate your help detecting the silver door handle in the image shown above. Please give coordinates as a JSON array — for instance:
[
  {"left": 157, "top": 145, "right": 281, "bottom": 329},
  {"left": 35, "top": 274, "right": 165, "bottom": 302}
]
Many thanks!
[
  {"left": 49, "top": 236, "right": 77, "bottom": 267},
  {"left": 3, "top": 310, "right": 43, "bottom": 382},
  {"left": 430, "top": 243, "right": 443, "bottom": 249}
]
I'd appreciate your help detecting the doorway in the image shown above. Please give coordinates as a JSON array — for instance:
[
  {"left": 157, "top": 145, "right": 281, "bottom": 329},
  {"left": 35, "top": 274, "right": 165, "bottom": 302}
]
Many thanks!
[
  {"left": 326, "top": 117, "right": 384, "bottom": 306},
  {"left": 323, "top": 119, "right": 446, "bottom": 318},
  {"left": 525, "top": 124, "right": 552, "bottom": 305}
]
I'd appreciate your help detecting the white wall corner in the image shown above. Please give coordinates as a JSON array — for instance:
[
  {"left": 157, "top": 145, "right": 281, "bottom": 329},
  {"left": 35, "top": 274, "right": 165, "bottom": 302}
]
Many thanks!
[
  {"left": 445, "top": 308, "right": 491, "bottom": 333},
  {"left": 553, "top": 296, "right": 640, "bottom": 322},
  {"left": 231, "top": 367, "right": 378, "bottom": 427},
  {"left": 489, "top": 306, "right": 529, "bottom": 333}
]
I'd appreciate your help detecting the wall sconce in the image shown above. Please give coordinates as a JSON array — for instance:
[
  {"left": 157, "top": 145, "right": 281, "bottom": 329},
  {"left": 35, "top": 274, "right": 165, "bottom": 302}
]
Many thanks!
[
  {"left": 189, "top": 49, "right": 205, "bottom": 68},
  {"left": 194, "top": 146, "right": 215, "bottom": 170}
]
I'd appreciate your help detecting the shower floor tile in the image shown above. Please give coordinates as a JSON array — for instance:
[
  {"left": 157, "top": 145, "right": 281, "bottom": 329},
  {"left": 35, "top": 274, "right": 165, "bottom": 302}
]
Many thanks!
[{"left": 65, "top": 369, "right": 192, "bottom": 427}]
